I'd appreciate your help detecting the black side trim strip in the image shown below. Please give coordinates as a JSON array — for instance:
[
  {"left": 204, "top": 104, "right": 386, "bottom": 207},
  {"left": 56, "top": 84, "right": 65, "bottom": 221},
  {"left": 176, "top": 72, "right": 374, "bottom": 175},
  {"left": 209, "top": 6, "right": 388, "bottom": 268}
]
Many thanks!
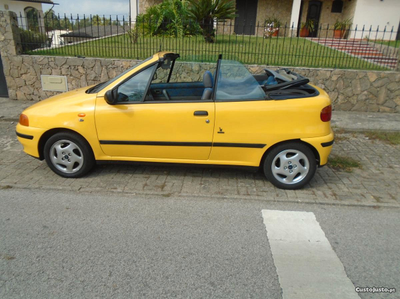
[
  {"left": 100, "top": 141, "right": 212, "bottom": 147},
  {"left": 213, "top": 142, "right": 266, "bottom": 149},
  {"left": 16, "top": 131, "right": 34, "bottom": 140},
  {"left": 321, "top": 140, "right": 334, "bottom": 147},
  {"left": 100, "top": 140, "right": 266, "bottom": 149}
]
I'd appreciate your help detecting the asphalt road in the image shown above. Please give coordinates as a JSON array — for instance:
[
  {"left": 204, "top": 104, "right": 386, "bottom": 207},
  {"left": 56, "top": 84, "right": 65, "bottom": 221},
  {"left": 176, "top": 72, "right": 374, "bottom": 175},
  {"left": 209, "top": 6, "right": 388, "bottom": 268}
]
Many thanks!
[{"left": 1, "top": 189, "right": 399, "bottom": 299}]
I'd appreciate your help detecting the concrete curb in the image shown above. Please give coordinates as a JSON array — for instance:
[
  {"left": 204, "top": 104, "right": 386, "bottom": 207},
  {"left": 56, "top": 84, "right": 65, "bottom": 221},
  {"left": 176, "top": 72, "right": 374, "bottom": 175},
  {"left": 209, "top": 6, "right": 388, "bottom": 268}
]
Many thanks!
[{"left": 2, "top": 184, "right": 399, "bottom": 209}]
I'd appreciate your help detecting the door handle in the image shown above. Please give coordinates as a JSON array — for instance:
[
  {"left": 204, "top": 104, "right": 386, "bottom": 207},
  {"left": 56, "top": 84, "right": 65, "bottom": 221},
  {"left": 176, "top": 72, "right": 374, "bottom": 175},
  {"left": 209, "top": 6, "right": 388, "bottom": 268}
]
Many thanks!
[{"left": 194, "top": 111, "right": 208, "bottom": 116}]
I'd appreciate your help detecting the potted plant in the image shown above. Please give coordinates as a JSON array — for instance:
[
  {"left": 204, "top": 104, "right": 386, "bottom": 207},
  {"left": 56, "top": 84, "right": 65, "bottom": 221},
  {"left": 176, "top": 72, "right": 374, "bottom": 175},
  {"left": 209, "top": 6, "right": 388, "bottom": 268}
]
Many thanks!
[
  {"left": 300, "top": 19, "right": 314, "bottom": 37},
  {"left": 333, "top": 18, "right": 352, "bottom": 39},
  {"left": 264, "top": 16, "right": 281, "bottom": 38}
]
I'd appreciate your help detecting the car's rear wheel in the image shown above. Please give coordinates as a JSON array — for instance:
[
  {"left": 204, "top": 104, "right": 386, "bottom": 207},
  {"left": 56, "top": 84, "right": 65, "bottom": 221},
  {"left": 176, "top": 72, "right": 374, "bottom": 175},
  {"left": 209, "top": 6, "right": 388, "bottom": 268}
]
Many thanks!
[
  {"left": 264, "top": 142, "right": 316, "bottom": 190},
  {"left": 44, "top": 132, "right": 95, "bottom": 178}
]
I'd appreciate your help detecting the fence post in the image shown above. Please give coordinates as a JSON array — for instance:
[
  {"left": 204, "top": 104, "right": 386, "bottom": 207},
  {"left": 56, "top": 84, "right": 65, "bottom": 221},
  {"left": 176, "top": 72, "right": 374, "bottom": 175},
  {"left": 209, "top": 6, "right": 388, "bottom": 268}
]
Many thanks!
[
  {"left": 0, "top": 11, "right": 21, "bottom": 57},
  {"left": 0, "top": 11, "right": 22, "bottom": 99}
]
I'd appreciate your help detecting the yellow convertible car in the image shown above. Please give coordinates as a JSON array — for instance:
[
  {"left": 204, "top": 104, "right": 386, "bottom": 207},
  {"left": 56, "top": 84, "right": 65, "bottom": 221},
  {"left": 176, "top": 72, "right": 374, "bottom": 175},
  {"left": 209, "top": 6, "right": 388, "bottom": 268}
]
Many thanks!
[{"left": 16, "top": 52, "right": 333, "bottom": 189}]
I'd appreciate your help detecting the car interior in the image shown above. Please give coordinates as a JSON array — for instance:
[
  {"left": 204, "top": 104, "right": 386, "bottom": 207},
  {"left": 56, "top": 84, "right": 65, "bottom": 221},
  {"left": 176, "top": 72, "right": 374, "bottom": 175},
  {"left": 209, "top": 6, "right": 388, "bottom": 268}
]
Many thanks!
[{"left": 144, "top": 54, "right": 319, "bottom": 102}]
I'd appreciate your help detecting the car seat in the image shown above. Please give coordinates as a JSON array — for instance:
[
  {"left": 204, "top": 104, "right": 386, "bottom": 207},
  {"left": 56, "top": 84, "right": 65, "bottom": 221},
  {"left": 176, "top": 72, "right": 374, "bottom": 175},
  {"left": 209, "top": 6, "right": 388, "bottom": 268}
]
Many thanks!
[{"left": 202, "top": 71, "right": 213, "bottom": 100}]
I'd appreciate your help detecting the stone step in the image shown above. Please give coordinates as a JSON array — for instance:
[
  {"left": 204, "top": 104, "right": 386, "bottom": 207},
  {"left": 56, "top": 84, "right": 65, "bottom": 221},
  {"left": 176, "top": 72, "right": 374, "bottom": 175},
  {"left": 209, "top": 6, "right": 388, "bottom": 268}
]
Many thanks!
[
  {"left": 350, "top": 52, "right": 384, "bottom": 57},
  {"left": 368, "top": 57, "right": 397, "bottom": 62},
  {"left": 328, "top": 43, "right": 373, "bottom": 47},
  {"left": 334, "top": 48, "right": 381, "bottom": 52},
  {"left": 309, "top": 37, "right": 398, "bottom": 69}
]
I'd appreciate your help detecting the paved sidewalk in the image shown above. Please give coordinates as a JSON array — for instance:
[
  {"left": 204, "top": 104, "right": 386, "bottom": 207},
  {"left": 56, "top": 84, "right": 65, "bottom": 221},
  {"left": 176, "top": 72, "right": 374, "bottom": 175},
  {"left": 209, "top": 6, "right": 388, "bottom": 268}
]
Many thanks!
[{"left": 1, "top": 97, "right": 399, "bottom": 207}]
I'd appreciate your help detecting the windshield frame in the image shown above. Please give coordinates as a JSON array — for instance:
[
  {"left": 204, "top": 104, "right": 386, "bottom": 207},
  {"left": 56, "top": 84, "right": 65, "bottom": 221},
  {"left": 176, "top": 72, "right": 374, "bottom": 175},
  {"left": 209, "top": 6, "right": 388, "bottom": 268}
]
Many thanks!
[{"left": 86, "top": 56, "right": 153, "bottom": 94}]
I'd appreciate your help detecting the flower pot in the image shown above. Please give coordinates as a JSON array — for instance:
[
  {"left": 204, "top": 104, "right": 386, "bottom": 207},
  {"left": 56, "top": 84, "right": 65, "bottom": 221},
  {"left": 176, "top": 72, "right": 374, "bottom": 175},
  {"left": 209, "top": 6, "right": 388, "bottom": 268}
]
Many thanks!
[
  {"left": 272, "top": 29, "right": 279, "bottom": 37},
  {"left": 334, "top": 29, "right": 346, "bottom": 39},
  {"left": 300, "top": 28, "right": 309, "bottom": 37}
]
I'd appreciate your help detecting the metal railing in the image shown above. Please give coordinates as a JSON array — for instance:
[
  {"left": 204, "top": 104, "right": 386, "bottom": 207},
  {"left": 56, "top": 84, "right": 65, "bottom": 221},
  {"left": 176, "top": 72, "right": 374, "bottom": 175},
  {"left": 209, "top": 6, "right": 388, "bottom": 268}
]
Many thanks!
[{"left": 17, "top": 14, "right": 400, "bottom": 70}]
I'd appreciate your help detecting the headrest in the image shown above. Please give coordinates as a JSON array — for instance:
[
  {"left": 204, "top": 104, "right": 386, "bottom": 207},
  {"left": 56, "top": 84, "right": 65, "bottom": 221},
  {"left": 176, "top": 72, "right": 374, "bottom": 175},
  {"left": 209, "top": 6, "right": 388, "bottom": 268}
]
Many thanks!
[{"left": 203, "top": 71, "right": 213, "bottom": 88}]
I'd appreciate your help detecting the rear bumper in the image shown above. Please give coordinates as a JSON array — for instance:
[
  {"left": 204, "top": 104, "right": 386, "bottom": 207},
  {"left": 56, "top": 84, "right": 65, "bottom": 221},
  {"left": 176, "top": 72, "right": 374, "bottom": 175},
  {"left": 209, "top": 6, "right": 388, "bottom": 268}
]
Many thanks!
[{"left": 301, "top": 130, "right": 334, "bottom": 166}]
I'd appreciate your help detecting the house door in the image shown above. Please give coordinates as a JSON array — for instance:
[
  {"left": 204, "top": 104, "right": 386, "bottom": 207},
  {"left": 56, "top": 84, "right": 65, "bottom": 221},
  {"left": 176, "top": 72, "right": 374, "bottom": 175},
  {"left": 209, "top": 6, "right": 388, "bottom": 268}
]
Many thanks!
[
  {"left": 234, "top": 0, "right": 258, "bottom": 35},
  {"left": 306, "top": 0, "right": 322, "bottom": 37},
  {"left": 0, "top": 55, "right": 8, "bottom": 98}
]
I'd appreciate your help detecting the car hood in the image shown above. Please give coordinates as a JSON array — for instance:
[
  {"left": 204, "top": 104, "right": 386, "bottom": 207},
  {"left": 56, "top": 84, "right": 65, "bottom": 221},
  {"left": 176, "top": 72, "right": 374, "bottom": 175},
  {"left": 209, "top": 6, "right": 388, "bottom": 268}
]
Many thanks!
[
  {"left": 22, "top": 86, "right": 97, "bottom": 128},
  {"left": 24, "top": 86, "right": 94, "bottom": 112}
]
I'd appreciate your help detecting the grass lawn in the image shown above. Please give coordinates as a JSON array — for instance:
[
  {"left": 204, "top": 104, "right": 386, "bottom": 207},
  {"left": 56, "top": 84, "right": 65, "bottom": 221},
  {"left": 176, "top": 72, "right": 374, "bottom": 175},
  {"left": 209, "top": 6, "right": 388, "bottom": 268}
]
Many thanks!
[
  {"left": 31, "top": 34, "right": 387, "bottom": 70},
  {"left": 370, "top": 40, "right": 400, "bottom": 49}
]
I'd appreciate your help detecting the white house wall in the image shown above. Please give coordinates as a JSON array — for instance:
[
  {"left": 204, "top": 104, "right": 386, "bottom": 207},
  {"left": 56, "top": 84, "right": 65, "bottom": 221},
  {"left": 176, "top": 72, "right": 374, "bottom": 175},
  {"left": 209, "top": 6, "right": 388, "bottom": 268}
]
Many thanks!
[
  {"left": 352, "top": 0, "right": 400, "bottom": 40},
  {"left": 1, "top": 0, "right": 44, "bottom": 28},
  {"left": 130, "top": 0, "right": 138, "bottom": 21}
]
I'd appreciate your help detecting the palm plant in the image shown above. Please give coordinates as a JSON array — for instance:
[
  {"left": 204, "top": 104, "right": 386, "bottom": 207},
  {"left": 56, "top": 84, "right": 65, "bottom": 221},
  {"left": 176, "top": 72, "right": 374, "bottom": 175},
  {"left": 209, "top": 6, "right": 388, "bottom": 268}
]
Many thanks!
[
  {"left": 187, "top": 0, "right": 236, "bottom": 43},
  {"left": 334, "top": 18, "right": 352, "bottom": 30},
  {"left": 136, "top": 0, "right": 199, "bottom": 38}
]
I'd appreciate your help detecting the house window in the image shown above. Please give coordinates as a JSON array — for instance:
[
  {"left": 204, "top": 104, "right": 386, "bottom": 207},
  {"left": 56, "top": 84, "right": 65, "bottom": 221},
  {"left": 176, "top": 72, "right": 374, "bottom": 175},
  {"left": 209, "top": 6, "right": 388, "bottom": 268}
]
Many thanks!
[
  {"left": 331, "top": 0, "right": 343, "bottom": 13},
  {"left": 25, "top": 7, "right": 40, "bottom": 31}
]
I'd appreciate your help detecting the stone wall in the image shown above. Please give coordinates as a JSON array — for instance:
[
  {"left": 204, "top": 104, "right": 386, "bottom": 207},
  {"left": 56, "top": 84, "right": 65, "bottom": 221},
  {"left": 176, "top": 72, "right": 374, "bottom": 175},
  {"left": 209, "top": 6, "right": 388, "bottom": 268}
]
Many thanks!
[
  {"left": 247, "top": 65, "right": 400, "bottom": 112},
  {"left": 3, "top": 55, "right": 139, "bottom": 101},
  {"left": 3, "top": 55, "right": 400, "bottom": 113},
  {"left": 256, "top": 0, "right": 293, "bottom": 36},
  {"left": 0, "top": 11, "right": 21, "bottom": 57},
  {"left": 139, "top": 0, "right": 163, "bottom": 15}
]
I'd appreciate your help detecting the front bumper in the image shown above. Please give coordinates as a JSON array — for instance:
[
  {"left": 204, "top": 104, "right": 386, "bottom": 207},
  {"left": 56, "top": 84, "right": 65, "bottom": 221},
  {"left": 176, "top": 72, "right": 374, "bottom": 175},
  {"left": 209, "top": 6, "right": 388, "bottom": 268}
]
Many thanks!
[{"left": 16, "top": 123, "right": 47, "bottom": 159}]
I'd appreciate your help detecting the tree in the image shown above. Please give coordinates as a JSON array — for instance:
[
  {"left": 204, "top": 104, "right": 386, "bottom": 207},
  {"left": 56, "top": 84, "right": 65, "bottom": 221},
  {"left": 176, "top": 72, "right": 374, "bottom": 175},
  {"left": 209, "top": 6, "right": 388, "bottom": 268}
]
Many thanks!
[
  {"left": 44, "top": 9, "right": 61, "bottom": 31},
  {"left": 187, "top": 0, "right": 236, "bottom": 43},
  {"left": 59, "top": 16, "right": 73, "bottom": 30},
  {"left": 92, "top": 15, "right": 103, "bottom": 26}
]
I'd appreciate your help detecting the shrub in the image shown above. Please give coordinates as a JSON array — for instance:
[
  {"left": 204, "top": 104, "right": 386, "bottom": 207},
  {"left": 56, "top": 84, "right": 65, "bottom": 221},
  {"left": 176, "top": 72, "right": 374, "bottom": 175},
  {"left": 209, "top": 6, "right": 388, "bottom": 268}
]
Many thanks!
[{"left": 19, "top": 28, "right": 50, "bottom": 52}]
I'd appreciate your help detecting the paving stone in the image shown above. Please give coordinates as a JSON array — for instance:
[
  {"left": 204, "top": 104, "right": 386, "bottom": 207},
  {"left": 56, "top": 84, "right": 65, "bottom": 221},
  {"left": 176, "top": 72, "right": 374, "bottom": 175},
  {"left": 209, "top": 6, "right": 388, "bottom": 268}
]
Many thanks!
[{"left": 1, "top": 122, "right": 399, "bottom": 206}]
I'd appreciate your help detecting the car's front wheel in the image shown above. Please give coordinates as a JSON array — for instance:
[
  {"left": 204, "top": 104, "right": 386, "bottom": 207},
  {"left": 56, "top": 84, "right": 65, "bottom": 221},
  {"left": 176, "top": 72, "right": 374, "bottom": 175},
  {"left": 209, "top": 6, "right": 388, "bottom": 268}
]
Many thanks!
[
  {"left": 44, "top": 132, "right": 95, "bottom": 178},
  {"left": 264, "top": 142, "right": 316, "bottom": 190}
]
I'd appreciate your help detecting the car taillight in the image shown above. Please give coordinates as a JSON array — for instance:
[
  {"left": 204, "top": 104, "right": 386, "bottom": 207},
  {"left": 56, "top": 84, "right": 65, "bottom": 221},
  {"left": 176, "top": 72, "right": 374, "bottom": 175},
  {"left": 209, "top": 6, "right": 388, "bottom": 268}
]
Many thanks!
[
  {"left": 320, "top": 105, "right": 332, "bottom": 122},
  {"left": 19, "top": 114, "right": 29, "bottom": 126}
]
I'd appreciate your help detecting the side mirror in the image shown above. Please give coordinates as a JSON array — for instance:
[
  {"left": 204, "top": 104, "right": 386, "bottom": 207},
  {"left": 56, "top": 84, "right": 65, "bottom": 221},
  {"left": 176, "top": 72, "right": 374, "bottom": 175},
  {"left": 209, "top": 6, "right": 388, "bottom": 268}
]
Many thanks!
[{"left": 105, "top": 88, "right": 118, "bottom": 105}]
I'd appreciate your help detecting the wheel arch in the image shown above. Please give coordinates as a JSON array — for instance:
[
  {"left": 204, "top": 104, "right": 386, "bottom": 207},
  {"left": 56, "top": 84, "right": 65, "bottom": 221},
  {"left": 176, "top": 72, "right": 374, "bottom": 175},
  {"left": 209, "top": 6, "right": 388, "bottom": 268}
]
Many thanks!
[
  {"left": 38, "top": 128, "right": 94, "bottom": 160},
  {"left": 259, "top": 139, "right": 321, "bottom": 168}
]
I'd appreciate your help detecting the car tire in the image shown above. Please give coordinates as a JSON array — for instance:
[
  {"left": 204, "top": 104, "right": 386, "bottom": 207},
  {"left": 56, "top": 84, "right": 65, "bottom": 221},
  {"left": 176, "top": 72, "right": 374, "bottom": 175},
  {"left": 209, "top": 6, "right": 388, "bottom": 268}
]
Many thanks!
[
  {"left": 264, "top": 142, "right": 316, "bottom": 190},
  {"left": 44, "top": 132, "right": 95, "bottom": 178}
]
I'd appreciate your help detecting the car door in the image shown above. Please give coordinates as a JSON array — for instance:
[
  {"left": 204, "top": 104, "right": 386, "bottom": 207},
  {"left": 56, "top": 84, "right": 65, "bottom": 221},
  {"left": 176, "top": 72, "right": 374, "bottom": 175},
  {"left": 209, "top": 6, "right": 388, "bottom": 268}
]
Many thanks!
[
  {"left": 95, "top": 63, "right": 215, "bottom": 161},
  {"left": 209, "top": 59, "right": 271, "bottom": 166}
]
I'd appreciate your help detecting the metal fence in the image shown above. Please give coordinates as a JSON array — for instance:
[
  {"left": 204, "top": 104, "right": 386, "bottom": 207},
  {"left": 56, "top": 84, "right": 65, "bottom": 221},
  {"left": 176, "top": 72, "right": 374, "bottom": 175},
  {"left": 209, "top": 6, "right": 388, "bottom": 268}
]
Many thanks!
[{"left": 17, "top": 14, "right": 400, "bottom": 70}]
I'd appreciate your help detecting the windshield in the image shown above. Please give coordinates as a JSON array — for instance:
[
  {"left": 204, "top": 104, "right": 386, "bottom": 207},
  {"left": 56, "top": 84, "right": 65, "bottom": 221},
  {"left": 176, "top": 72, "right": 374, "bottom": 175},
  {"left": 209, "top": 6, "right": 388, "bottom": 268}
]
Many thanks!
[
  {"left": 86, "top": 56, "right": 153, "bottom": 94},
  {"left": 215, "top": 60, "right": 265, "bottom": 101}
]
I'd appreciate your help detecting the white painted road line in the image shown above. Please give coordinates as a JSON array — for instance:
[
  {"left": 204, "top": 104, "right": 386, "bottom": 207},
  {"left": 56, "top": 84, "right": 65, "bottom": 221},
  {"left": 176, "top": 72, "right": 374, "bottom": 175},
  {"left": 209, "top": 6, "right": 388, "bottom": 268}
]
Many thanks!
[{"left": 262, "top": 210, "right": 360, "bottom": 299}]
